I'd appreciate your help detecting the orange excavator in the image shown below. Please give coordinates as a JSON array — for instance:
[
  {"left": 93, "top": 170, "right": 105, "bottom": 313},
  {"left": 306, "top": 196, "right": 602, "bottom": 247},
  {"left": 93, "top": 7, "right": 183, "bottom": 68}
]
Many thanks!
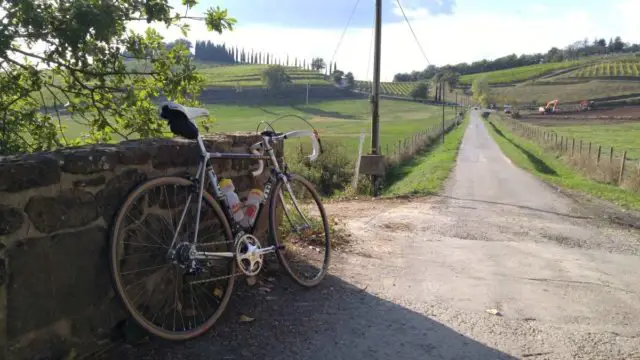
[{"left": 539, "top": 99, "right": 559, "bottom": 114}]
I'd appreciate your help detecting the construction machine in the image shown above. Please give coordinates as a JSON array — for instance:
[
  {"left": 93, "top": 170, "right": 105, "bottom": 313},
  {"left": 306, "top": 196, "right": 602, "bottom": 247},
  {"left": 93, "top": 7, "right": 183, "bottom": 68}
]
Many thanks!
[
  {"left": 579, "top": 100, "right": 594, "bottom": 111},
  {"left": 539, "top": 99, "right": 559, "bottom": 114}
]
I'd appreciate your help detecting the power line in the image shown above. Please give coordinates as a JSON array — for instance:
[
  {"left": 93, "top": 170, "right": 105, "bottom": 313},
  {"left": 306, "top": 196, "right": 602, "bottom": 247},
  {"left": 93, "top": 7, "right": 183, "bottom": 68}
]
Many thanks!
[
  {"left": 329, "top": 0, "right": 361, "bottom": 67},
  {"left": 395, "top": 0, "right": 431, "bottom": 66},
  {"left": 365, "top": 10, "right": 375, "bottom": 83}
]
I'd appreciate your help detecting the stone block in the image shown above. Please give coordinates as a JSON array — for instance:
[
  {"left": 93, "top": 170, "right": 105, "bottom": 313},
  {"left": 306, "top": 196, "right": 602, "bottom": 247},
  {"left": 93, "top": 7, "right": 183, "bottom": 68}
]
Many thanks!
[
  {"left": 73, "top": 175, "right": 107, "bottom": 188},
  {"left": 0, "top": 257, "right": 6, "bottom": 286},
  {"left": 0, "top": 155, "right": 61, "bottom": 192},
  {"left": 61, "top": 148, "right": 119, "bottom": 174},
  {"left": 96, "top": 169, "right": 147, "bottom": 222},
  {"left": 0, "top": 204, "right": 24, "bottom": 236},
  {"left": 116, "top": 145, "right": 151, "bottom": 165},
  {"left": 6, "top": 226, "right": 111, "bottom": 339},
  {"left": 25, "top": 190, "right": 98, "bottom": 233},
  {"left": 151, "top": 141, "right": 200, "bottom": 170}
]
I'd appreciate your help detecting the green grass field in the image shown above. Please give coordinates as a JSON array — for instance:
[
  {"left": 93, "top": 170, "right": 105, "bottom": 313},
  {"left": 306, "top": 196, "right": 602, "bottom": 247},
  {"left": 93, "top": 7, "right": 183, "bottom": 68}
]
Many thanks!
[
  {"left": 198, "top": 64, "right": 328, "bottom": 87},
  {"left": 486, "top": 116, "right": 640, "bottom": 210},
  {"left": 458, "top": 61, "right": 583, "bottom": 85},
  {"left": 384, "top": 114, "right": 468, "bottom": 196},
  {"left": 567, "top": 59, "right": 640, "bottom": 78},
  {"left": 58, "top": 98, "right": 457, "bottom": 160},
  {"left": 354, "top": 81, "right": 416, "bottom": 97},
  {"left": 542, "top": 123, "right": 640, "bottom": 160},
  {"left": 353, "top": 80, "right": 467, "bottom": 104},
  {"left": 34, "top": 63, "right": 329, "bottom": 106},
  {"left": 489, "top": 79, "right": 640, "bottom": 104}
]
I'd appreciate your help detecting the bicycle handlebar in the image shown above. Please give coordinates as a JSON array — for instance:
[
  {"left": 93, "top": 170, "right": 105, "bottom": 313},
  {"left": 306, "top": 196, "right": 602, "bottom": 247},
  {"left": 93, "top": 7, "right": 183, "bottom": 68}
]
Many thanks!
[{"left": 250, "top": 130, "right": 322, "bottom": 177}]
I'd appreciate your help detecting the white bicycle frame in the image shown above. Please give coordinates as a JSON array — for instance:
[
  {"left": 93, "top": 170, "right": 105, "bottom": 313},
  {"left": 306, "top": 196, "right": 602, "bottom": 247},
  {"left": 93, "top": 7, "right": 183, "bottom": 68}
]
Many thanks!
[{"left": 166, "top": 130, "right": 321, "bottom": 262}]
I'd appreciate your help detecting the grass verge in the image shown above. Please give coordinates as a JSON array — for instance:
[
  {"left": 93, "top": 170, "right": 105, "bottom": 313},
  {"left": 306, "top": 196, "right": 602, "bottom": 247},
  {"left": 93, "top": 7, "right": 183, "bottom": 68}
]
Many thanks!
[
  {"left": 383, "top": 115, "right": 469, "bottom": 196},
  {"left": 485, "top": 116, "right": 640, "bottom": 210}
]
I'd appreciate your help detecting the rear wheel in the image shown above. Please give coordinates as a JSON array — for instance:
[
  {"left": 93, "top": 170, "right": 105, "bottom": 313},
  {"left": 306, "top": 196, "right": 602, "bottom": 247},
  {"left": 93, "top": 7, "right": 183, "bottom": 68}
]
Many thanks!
[
  {"left": 268, "top": 174, "right": 330, "bottom": 287},
  {"left": 109, "top": 176, "right": 235, "bottom": 341}
]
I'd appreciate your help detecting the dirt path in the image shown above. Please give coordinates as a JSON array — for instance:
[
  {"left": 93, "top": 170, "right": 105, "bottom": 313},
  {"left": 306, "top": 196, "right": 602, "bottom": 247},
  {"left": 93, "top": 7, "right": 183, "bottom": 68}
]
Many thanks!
[{"left": 105, "top": 111, "right": 640, "bottom": 360}]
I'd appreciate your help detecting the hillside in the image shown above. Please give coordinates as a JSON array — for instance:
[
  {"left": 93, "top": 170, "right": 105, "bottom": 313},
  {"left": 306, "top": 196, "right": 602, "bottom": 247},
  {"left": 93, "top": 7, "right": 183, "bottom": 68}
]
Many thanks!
[
  {"left": 35, "top": 63, "right": 333, "bottom": 107},
  {"left": 125, "top": 60, "right": 331, "bottom": 87},
  {"left": 353, "top": 80, "right": 467, "bottom": 102},
  {"left": 198, "top": 64, "right": 329, "bottom": 87},
  {"left": 458, "top": 61, "right": 584, "bottom": 85}
]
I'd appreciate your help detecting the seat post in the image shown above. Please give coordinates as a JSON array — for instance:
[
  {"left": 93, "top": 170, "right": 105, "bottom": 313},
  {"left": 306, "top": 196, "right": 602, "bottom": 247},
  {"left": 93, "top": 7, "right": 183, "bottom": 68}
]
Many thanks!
[{"left": 196, "top": 136, "right": 207, "bottom": 156}]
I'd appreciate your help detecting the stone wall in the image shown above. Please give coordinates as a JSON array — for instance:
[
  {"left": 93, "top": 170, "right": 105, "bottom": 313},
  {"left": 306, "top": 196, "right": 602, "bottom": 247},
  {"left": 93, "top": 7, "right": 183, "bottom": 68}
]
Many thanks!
[{"left": 0, "top": 133, "right": 281, "bottom": 360}]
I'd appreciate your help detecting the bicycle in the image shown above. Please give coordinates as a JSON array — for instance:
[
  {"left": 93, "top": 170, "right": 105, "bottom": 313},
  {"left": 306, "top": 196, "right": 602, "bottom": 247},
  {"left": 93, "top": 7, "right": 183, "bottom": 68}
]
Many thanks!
[{"left": 109, "top": 102, "right": 331, "bottom": 340}]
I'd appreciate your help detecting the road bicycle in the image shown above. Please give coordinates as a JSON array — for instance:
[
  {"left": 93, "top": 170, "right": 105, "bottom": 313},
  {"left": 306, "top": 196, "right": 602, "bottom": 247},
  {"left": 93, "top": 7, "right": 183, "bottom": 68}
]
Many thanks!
[{"left": 109, "top": 102, "right": 331, "bottom": 340}]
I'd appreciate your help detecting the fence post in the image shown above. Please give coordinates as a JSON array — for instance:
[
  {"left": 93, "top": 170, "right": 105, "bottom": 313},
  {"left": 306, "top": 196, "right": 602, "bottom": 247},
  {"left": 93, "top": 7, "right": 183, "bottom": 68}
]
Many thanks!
[
  {"left": 560, "top": 136, "right": 564, "bottom": 152},
  {"left": 571, "top": 138, "right": 575, "bottom": 156},
  {"left": 619, "top": 151, "right": 627, "bottom": 185},
  {"left": 597, "top": 145, "right": 601, "bottom": 164},
  {"left": 580, "top": 140, "right": 583, "bottom": 156},
  {"left": 610, "top": 146, "right": 614, "bottom": 164},
  {"left": 588, "top": 142, "right": 592, "bottom": 159}
]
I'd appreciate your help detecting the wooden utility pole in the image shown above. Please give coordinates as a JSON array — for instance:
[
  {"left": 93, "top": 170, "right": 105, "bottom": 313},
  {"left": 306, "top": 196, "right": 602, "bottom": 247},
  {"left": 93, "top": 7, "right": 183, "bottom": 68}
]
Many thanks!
[
  {"left": 369, "top": 0, "right": 383, "bottom": 195},
  {"left": 371, "top": 0, "right": 382, "bottom": 156},
  {"left": 455, "top": 92, "right": 458, "bottom": 123},
  {"left": 441, "top": 82, "right": 445, "bottom": 142}
]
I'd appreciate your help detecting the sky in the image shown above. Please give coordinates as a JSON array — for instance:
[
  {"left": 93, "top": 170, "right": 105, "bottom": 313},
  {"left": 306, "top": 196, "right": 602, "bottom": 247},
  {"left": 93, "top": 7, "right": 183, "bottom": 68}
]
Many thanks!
[{"left": 115, "top": 0, "right": 640, "bottom": 81}]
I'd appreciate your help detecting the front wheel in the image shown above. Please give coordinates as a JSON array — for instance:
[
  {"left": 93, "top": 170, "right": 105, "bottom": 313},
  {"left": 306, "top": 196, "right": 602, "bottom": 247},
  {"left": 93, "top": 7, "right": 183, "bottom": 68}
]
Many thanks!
[{"left": 268, "top": 174, "right": 331, "bottom": 287}]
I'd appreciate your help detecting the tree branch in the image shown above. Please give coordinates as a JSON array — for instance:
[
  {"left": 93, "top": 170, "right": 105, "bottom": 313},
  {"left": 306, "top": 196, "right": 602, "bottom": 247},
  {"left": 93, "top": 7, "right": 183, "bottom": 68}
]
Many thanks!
[{"left": 9, "top": 47, "right": 158, "bottom": 77}]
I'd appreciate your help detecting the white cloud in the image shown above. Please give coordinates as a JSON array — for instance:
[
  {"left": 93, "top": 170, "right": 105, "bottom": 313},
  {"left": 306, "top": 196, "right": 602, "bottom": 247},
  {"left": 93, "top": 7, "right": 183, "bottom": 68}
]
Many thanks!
[
  {"left": 132, "top": 0, "right": 639, "bottom": 81},
  {"left": 528, "top": 4, "right": 549, "bottom": 14}
]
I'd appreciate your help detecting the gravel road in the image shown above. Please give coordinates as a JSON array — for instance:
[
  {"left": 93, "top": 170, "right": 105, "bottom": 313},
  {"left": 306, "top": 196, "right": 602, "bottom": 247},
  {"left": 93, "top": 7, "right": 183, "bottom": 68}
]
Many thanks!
[{"left": 104, "top": 111, "right": 640, "bottom": 360}]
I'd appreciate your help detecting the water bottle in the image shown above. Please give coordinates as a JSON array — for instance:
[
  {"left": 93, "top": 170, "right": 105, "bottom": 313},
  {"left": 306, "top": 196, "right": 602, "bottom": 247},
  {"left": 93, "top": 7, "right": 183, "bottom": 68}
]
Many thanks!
[
  {"left": 219, "top": 179, "right": 244, "bottom": 223},
  {"left": 240, "top": 189, "right": 264, "bottom": 228}
]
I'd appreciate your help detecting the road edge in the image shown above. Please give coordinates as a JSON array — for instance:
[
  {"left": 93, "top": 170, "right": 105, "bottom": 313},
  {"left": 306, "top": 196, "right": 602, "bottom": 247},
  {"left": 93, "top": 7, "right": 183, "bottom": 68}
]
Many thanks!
[{"left": 484, "top": 114, "right": 640, "bottom": 229}]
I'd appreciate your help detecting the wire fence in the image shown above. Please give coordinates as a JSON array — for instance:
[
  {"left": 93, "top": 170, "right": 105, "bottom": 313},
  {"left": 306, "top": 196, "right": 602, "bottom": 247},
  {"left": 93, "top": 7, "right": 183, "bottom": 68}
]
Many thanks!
[
  {"left": 498, "top": 116, "right": 640, "bottom": 193},
  {"left": 383, "top": 115, "right": 462, "bottom": 168}
]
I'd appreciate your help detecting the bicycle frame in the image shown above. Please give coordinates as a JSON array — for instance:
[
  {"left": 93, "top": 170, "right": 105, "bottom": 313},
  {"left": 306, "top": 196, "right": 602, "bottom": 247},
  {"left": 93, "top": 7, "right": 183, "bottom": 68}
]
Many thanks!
[{"left": 167, "top": 132, "right": 314, "bottom": 262}]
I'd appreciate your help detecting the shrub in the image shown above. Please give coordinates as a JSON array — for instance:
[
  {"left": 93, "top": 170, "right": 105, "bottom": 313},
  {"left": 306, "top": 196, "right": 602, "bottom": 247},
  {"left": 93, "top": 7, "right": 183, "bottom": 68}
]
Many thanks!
[
  {"left": 261, "top": 65, "right": 291, "bottom": 92},
  {"left": 409, "top": 82, "right": 429, "bottom": 100},
  {"left": 344, "top": 72, "right": 355, "bottom": 90},
  {"left": 287, "top": 139, "right": 354, "bottom": 197}
]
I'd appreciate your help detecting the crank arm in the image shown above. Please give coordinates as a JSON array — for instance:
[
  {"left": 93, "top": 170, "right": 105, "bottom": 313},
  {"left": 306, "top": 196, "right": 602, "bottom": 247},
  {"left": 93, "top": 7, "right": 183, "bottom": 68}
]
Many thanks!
[
  {"left": 256, "top": 245, "right": 285, "bottom": 255},
  {"left": 193, "top": 251, "right": 235, "bottom": 260}
]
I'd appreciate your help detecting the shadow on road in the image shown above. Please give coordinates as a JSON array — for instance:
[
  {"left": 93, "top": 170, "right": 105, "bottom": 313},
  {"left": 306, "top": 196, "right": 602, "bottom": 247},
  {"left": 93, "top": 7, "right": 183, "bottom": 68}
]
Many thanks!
[
  {"left": 437, "top": 195, "right": 592, "bottom": 220},
  {"left": 291, "top": 105, "right": 359, "bottom": 120},
  {"left": 486, "top": 121, "right": 558, "bottom": 176},
  {"left": 103, "top": 272, "right": 516, "bottom": 360}
]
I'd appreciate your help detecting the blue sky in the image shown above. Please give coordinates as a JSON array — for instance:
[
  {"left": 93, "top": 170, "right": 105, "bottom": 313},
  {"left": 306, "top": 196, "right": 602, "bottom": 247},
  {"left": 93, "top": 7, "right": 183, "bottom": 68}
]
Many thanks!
[
  {"left": 204, "top": 0, "right": 456, "bottom": 28},
  {"left": 144, "top": 0, "right": 640, "bottom": 81}
]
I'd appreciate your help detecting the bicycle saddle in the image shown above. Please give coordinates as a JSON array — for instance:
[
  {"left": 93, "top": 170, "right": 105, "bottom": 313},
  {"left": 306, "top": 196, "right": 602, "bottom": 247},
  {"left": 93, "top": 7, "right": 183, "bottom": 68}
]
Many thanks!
[{"left": 160, "top": 102, "right": 209, "bottom": 140}]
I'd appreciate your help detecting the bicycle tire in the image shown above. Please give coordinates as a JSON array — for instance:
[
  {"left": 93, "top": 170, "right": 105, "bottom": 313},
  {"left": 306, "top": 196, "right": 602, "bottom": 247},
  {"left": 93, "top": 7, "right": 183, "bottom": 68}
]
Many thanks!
[
  {"left": 109, "top": 176, "right": 235, "bottom": 341},
  {"left": 268, "top": 173, "right": 331, "bottom": 287}
]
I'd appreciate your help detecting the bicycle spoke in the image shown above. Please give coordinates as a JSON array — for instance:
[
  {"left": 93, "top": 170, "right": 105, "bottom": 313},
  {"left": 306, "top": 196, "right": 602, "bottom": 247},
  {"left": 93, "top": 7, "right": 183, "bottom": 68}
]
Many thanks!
[
  {"left": 121, "top": 263, "right": 171, "bottom": 276},
  {"left": 271, "top": 175, "right": 330, "bottom": 287},
  {"left": 111, "top": 177, "right": 234, "bottom": 340},
  {"left": 125, "top": 213, "right": 169, "bottom": 249}
]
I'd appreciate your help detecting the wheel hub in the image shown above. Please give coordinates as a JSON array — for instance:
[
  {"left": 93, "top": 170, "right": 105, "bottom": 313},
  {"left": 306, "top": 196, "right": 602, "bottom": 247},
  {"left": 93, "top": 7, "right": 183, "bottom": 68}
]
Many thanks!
[{"left": 173, "top": 242, "right": 192, "bottom": 267}]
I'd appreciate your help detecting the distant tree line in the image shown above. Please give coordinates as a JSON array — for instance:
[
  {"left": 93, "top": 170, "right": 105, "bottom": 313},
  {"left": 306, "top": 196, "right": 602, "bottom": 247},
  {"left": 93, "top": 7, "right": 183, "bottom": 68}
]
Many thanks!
[
  {"left": 190, "top": 40, "right": 339, "bottom": 74},
  {"left": 394, "top": 36, "right": 640, "bottom": 82}
]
